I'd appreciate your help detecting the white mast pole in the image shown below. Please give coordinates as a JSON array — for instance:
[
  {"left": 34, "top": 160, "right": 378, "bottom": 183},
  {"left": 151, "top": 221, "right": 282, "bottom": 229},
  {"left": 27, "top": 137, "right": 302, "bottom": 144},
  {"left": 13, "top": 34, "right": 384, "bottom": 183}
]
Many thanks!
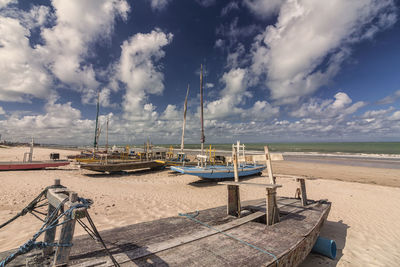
[
  {"left": 200, "top": 65, "right": 205, "bottom": 168},
  {"left": 180, "top": 85, "right": 190, "bottom": 156}
]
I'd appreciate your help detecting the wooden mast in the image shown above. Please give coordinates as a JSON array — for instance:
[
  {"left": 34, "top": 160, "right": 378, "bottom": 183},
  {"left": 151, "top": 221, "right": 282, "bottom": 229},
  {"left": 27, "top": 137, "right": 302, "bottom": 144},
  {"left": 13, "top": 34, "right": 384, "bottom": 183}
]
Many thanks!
[
  {"left": 105, "top": 116, "right": 109, "bottom": 153},
  {"left": 29, "top": 137, "right": 33, "bottom": 162},
  {"left": 93, "top": 92, "right": 100, "bottom": 150},
  {"left": 200, "top": 65, "right": 205, "bottom": 167},
  {"left": 180, "top": 85, "right": 190, "bottom": 156}
]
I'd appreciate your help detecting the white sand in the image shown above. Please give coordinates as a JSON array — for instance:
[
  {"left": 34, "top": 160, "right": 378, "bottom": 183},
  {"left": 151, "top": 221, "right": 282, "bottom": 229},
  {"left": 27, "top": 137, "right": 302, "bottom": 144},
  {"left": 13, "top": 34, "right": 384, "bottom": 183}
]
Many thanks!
[{"left": 0, "top": 146, "right": 400, "bottom": 266}]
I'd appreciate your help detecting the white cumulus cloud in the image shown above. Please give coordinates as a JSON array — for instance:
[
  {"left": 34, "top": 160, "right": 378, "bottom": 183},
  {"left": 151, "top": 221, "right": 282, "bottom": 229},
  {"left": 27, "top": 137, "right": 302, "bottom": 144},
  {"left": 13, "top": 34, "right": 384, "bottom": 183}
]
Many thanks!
[
  {"left": 250, "top": 0, "right": 397, "bottom": 104},
  {"left": 243, "top": 0, "right": 284, "bottom": 18},
  {"left": 38, "top": 0, "right": 130, "bottom": 103},
  {"left": 0, "top": 16, "right": 53, "bottom": 102},
  {"left": 147, "top": 0, "right": 171, "bottom": 11},
  {"left": 290, "top": 92, "right": 365, "bottom": 119},
  {"left": 117, "top": 29, "right": 173, "bottom": 120}
]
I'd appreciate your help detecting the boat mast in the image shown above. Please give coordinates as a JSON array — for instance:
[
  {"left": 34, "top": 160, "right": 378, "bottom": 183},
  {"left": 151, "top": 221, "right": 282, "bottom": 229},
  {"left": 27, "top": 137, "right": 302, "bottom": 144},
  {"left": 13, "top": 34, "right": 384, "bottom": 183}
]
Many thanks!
[
  {"left": 93, "top": 92, "right": 100, "bottom": 150},
  {"left": 200, "top": 64, "right": 205, "bottom": 167},
  {"left": 29, "top": 137, "right": 33, "bottom": 162},
  {"left": 106, "top": 116, "right": 109, "bottom": 153},
  {"left": 180, "top": 85, "right": 190, "bottom": 156}
]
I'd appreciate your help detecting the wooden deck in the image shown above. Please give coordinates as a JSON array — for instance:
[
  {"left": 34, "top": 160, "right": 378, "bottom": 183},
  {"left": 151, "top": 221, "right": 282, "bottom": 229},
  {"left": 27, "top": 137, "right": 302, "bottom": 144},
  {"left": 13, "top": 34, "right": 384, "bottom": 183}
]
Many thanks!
[{"left": 0, "top": 197, "right": 330, "bottom": 266}]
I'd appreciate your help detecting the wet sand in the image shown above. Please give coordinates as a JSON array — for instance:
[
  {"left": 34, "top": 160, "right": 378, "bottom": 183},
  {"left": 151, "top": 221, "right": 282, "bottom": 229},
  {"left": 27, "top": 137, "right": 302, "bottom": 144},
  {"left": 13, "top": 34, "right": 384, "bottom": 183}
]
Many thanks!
[{"left": 0, "top": 146, "right": 400, "bottom": 266}]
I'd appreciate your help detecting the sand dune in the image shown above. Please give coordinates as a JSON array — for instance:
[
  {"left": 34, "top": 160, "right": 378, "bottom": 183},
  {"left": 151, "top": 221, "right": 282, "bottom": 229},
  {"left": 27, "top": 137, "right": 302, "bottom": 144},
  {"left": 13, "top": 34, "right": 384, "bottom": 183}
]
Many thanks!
[{"left": 0, "top": 146, "right": 399, "bottom": 266}]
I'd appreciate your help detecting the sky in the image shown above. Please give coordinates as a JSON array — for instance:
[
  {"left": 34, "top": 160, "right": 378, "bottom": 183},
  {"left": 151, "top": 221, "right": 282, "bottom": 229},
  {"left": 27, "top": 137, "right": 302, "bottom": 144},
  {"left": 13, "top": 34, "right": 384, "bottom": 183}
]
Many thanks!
[{"left": 0, "top": 0, "right": 399, "bottom": 145}]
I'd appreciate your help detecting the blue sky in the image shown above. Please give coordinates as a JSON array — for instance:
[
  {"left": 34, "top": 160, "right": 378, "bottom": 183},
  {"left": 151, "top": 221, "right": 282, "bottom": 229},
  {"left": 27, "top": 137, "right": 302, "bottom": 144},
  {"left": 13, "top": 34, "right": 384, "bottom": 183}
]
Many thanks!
[{"left": 0, "top": 0, "right": 399, "bottom": 145}]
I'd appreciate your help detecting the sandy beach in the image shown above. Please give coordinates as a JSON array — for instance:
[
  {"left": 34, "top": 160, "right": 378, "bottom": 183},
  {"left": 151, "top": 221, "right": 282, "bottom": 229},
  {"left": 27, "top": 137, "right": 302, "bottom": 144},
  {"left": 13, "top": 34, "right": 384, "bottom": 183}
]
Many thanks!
[{"left": 1, "top": 146, "right": 400, "bottom": 266}]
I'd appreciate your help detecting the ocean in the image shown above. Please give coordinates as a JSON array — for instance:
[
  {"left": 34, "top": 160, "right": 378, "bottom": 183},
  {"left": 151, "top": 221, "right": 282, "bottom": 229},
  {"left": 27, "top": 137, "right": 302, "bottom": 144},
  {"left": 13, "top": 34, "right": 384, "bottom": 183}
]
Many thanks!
[{"left": 156, "top": 142, "right": 400, "bottom": 155}]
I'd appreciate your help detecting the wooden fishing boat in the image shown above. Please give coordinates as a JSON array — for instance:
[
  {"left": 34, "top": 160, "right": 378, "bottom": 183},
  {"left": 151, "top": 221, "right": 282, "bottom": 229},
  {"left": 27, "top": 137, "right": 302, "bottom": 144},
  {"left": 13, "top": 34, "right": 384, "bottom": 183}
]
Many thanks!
[
  {"left": 0, "top": 160, "right": 69, "bottom": 171},
  {"left": 67, "top": 197, "right": 330, "bottom": 266},
  {"left": 155, "top": 159, "right": 198, "bottom": 167},
  {"left": 171, "top": 164, "right": 266, "bottom": 179},
  {"left": 0, "top": 188, "right": 330, "bottom": 266},
  {"left": 80, "top": 160, "right": 165, "bottom": 172},
  {"left": 0, "top": 174, "right": 331, "bottom": 266},
  {"left": 0, "top": 138, "right": 70, "bottom": 171}
]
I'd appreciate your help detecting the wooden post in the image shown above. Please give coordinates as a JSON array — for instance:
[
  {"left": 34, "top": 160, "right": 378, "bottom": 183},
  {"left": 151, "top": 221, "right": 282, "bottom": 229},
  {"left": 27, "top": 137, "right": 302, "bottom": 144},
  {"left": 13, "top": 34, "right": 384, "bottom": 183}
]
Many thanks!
[
  {"left": 43, "top": 179, "right": 61, "bottom": 257},
  {"left": 226, "top": 146, "right": 241, "bottom": 217},
  {"left": 233, "top": 147, "right": 239, "bottom": 182},
  {"left": 266, "top": 188, "right": 280, "bottom": 225},
  {"left": 227, "top": 185, "right": 240, "bottom": 217},
  {"left": 296, "top": 178, "right": 308, "bottom": 206},
  {"left": 264, "top": 146, "right": 275, "bottom": 184},
  {"left": 53, "top": 192, "right": 78, "bottom": 266}
]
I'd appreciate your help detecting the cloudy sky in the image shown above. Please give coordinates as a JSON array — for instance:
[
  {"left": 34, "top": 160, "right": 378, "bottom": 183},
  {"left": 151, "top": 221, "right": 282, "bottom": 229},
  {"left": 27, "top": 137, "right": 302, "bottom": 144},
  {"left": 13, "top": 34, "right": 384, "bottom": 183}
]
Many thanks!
[{"left": 0, "top": 0, "right": 399, "bottom": 145}]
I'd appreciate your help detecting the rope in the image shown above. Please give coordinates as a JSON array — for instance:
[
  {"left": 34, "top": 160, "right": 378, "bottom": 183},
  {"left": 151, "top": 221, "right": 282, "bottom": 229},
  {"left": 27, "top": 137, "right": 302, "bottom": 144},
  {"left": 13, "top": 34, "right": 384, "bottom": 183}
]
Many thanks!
[
  {"left": 83, "top": 211, "right": 120, "bottom": 267},
  {"left": 0, "top": 196, "right": 92, "bottom": 267},
  {"left": 178, "top": 211, "right": 279, "bottom": 263},
  {"left": 0, "top": 184, "right": 64, "bottom": 230},
  {"left": 0, "top": 186, "right": 118, "bottom": 267},
  {"left": 0, "top": 241, "right": 72, "bottom": 267}
]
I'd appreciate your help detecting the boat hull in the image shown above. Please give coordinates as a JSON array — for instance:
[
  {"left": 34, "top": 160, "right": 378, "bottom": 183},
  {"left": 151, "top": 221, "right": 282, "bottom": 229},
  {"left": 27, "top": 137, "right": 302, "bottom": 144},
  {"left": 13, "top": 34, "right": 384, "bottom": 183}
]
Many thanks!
[
  {"left": 0, "top": 161, "right": 70, "bottom": 171},
  {"left": 80, "top": 160, "right": 165, "bottom": 172},
  {"left": 170, "top": 164, "right": 266, "bottom": 179},
  {"left": 0, "top": 197, "right": 331, "bottom": 266}
]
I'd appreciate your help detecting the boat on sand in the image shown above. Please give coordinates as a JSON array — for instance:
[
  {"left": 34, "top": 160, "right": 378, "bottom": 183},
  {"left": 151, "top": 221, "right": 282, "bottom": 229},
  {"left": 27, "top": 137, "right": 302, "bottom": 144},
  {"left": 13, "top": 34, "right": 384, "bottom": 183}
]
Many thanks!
[
  {"left": 0, "top": 139, "right": 69, "bottom": 171},
  {"left": 0, "top": 177, "right": 331, "bottom": 266},
  {"left": 79, "top": 160, "right": 164, "bottom": 173}
]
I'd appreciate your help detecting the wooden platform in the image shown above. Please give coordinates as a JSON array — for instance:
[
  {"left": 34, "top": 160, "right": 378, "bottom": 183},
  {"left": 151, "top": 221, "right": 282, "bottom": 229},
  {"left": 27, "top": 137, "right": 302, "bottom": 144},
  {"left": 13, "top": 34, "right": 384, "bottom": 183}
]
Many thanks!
[{"left": 0, "top": 197, "right": 330, "bottom": 266}]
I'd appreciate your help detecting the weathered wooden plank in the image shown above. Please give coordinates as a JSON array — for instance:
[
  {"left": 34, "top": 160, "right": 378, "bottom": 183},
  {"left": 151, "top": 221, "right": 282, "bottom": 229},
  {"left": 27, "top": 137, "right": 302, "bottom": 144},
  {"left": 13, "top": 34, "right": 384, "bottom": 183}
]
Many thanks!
[
  {"left": 42, "top": 203, "right": 58, "bottom": 257},
  {"left": 46, "top": 188, "right": 69, "bottom": 208},
  {"left": 53, "top": 192, "right": 78, "bottom": 266},
  {"left": 233, "top": 147, "right": 239, "bottom": 182},
  {"left": 227, "top": 185, "right": 240, "bottom": 217},
  {"left": 43, "top": 179, "right": 61, "bottom": 257},
  {"left": 74, "top": 211, "right": 265, "bottom": 267},
  {"left": 266, "top": 188, "right": 280, "bottom": 225},
  {"left": 264, "top": 146, "right": 275, "bottom": 184},
  {"left": 297, "top": 178, "right": 308, "bottom": 206}
]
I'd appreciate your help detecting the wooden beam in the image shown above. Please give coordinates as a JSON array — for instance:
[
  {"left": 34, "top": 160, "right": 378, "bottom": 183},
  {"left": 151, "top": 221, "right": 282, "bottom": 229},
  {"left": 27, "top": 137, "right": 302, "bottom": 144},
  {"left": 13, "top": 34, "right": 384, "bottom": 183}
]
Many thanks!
[
  {"left": 43, "top": 179, "right": 61, "bottom": 256},
  {"left": 54, "top": 192, "right": 78, "bottom": 266},
  {"left": 296, "top": 178, "right": 308, "bottom": 206},
  {"left": 227, "top": 185, "right": 240, "bottom": 217},
  {"left": 266, "top": 188, "right": 280, "bottom": 225},
  {"left": 264, "top": 146, "right": 275, "bottom": 184},
  {"left": 233, "top": 147, "right": 239, "bottom": 182},
  {"left": 46, "top": 188, "right": 69, "bottom": 208}
]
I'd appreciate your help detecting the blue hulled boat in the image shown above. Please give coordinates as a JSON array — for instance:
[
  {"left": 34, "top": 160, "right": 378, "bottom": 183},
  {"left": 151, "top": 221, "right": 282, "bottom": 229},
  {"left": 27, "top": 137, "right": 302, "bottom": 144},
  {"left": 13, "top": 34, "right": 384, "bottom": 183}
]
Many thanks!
[{"left": 170, "top": 164, "right": 266, "bottom": 179}]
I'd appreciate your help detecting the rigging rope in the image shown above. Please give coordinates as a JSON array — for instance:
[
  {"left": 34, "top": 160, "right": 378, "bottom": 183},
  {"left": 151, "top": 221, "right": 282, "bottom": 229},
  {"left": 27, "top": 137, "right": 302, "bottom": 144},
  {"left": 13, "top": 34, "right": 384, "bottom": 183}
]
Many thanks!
[
  {"left": 0, "top": 184, "right": 64, "bottom": 230},
  {"left": 0, "top": 191, "right": 118, "bottom": 267},
  {"left": 0, "top": 195, "right": 90, "bottom": 267}
]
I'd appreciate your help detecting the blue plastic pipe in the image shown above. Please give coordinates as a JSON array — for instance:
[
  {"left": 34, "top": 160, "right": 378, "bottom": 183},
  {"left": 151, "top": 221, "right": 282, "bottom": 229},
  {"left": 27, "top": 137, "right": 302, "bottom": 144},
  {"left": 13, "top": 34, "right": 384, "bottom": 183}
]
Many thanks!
[{"left": 311, "top": 236, "right": 337, "bottom": 259}]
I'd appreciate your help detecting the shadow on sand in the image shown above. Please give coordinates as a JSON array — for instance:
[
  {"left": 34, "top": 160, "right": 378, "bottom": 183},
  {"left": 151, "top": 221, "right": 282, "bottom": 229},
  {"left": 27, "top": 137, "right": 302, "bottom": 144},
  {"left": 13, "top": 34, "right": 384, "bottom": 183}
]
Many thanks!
[
  {"left": 187, "top": 173, "right": 263, "bottom": 187},
  {"left": 83, "top": 168, "right": 167, "bottom": 178},
  {"left": 300, "top": 220, "right": 349, "bottom": 266}
]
